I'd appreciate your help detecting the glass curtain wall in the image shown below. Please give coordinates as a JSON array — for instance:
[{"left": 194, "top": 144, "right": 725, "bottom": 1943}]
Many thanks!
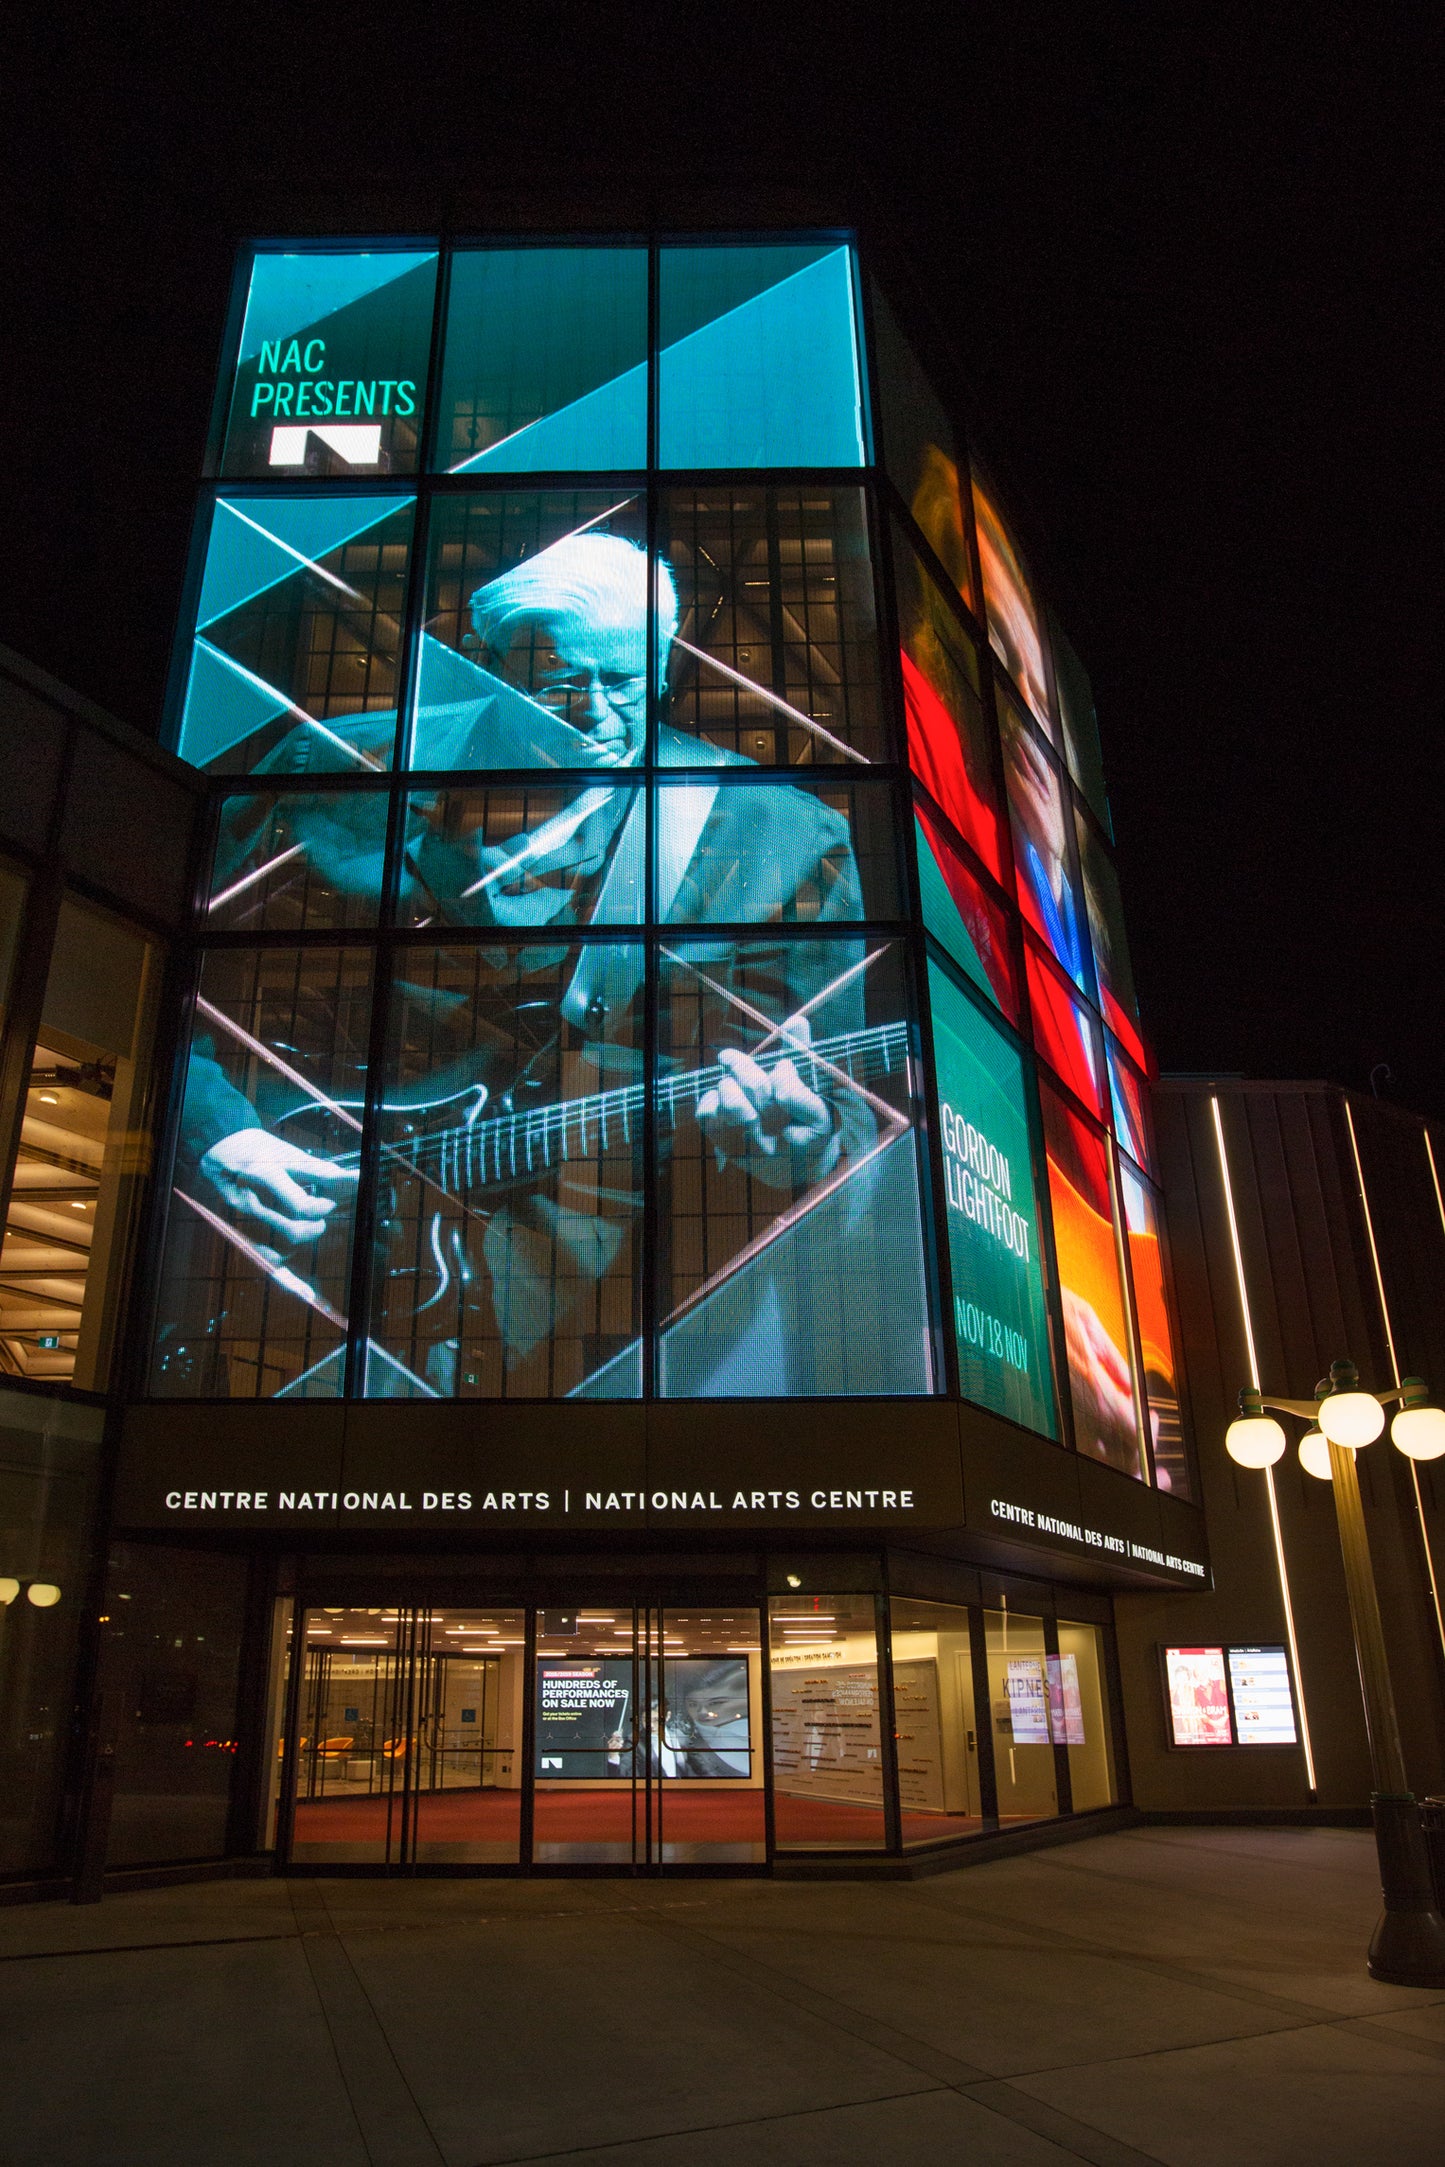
[{"left": 152, "top": 236, "right": 1183, "bottom": 1489}]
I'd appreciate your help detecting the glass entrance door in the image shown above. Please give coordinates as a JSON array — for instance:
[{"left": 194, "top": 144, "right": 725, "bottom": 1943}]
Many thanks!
[
  {"left": 281, "top": 1600, "right": 763, "bottom": 1871},
  {"left": 532, "top": 1606, "right": 765, "bottom": 1867},
  {"left": 286, "top": 1606, "right": 524, "bottom": 1866}
]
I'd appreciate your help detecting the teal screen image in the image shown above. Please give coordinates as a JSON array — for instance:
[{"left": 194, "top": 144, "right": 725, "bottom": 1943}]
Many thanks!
[
  {"left": 927, "top": 961, "right": 1057, "bottom": 1436},
  {"left": 658, "top": 244, "right": 866, "bottom": 468},
  {"left": 222, "top": 250, "right": 438, "bottom": 478},
  {"left": 438, "top": 248, "right": 648, "bottom": 473}
]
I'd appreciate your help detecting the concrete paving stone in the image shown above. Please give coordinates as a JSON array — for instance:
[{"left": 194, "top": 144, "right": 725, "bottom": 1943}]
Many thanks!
[
  {"left": 0, "top": 1937, "right": 366, "bottom": 2167},
  {"left": 1012, "top": 2018, "right": 1445, "bottom": 2167},
  {"left": 681, "top": 1912, "right": 1300, "bottom": 2077},
  {"left": 497, "top": 2084, "right": 1094, "bottom": 2166},
  {"left": 340, "top": 1909, "right": 940, "bottom": 2166},
  {"left": 0, "top": 1872, "right": 296, "bottom": 1960}
]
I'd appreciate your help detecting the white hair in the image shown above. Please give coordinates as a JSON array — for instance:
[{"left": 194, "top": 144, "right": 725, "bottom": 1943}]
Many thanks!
[{"left": 469, "top": 533, "right": 678, "bottom": 670}]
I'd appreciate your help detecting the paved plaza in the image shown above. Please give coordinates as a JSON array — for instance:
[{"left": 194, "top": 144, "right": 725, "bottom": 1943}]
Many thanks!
[{"left": 2, "top": 1827, "right": 1443, "bottom": 2165}]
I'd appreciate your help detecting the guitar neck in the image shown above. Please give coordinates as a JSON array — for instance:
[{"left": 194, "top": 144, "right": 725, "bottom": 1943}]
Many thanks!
[{"left": 385, "top": 1021, "right": 908, "bottom": 1187}]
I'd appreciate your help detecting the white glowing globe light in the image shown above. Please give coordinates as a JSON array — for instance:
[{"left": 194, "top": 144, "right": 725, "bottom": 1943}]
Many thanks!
[
  {"left": 1391, "top": 1405, "right": 1445, "bottom": 1461},
  {"left": 1225, "top": 1415, "right": 1286, "bottom": 1468},
  {"left": 0, "top": 1577, "right": 18, "bottom": 1605},
  {"left": 1317, "top": 1391, "right": 1385, "bottom": 1447},
  {"left": 26, "top": 1582, "right": 61, "bottom": 1608},
  {"left": 1297, "top": 1431, "right": 1333, "bottom": 1481}
]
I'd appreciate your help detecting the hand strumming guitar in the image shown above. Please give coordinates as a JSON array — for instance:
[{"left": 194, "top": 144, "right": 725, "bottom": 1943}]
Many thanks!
[
  {"left": 695, "top": 1016, "right": 841, "bottom": 1189},
  {"left": 199, "top": 1128, "right": 359, "bottom": 1250}
]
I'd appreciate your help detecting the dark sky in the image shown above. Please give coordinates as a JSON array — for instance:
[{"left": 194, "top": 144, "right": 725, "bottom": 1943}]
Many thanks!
[{"left": 5, "top": 5, "right": 1441, "bottom": 1107}]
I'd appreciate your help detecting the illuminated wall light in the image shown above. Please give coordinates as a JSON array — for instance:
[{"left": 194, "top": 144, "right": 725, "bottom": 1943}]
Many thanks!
[
  {"left": 27, "top": 1583, "right": 62, "bottom": 1608},
  {"left": 1347, "top": 1104, "right": 1445, "bottom": 1660},
  {"left": 0, "top": 1578, "right": 19, "bottom": 1605},
  {"left": 1211, "top": 1095, "right": 1317, "bottom": 1792}
]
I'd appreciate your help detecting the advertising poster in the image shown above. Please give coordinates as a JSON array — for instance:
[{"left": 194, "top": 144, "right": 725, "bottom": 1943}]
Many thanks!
[
  {"left": 770, "top": 1666, "right": 883, "bottom": 1804},
  {"left": 1164, "top": 1647, "right": 1233, "bottom": 1747},
  {"left": 1045, "top": 1652, "right": 1085, "bottom": 1745},
  {"left": 534, "top": 1661, "right": 632, "bottom": 1777},
  {"left": 1005, "top": 1656, "right": 1051, "bottom": 1744},
  {"left": 927, "top": 961, "right": 1057, "bottom": 1437},
  {"left": 660, "top": 1657, "right": 752, "bottom": 1778},
  {"left": 1039, "top": 1083, "right": 1142, "bottom": 1478},
  {"left": 1227, "top": 1647, "right": 1297, "bottom": 1745}
]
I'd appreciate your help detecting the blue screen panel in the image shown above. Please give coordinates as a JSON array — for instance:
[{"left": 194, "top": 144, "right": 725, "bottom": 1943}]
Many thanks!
[
  {"left": 177, "top": 495, "right": 414, "bottom": 774},
  {"left": 222, "top": 250, "right": 437, "bottom": 478},
  {"left": 438, "top": 248, "right": 647, "bottom": 473},
  {"left": 658, "top": 245, "right": 866, "bottom": 469}
]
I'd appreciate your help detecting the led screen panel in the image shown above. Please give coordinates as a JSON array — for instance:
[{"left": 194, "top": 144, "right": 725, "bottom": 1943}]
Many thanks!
[
  {"left": 915, "top": 807, "right": 1018, "bottom": 1022},
  {"left": 662, "top": 487, "right": 884, "bottom": 764},
  {"left": 150, "top": 947, "right": 373, "bottom": 1398},
  {"left": 897, "top": 527, "right": 1005, "bottom": 881},
  {"left": 1051, "top": 611, "right": 1111, "bottom": 833},
  {"left": 409, "top": 492, "right": 648, "bottom": 770},
  {"left": 207, "top": 792, "right": 389, "bottom": 931},
  {"left": 1040, "top": 1082, "right": 1143, "bottom": 1478},
  {"left": 534, "top": 1660, "right": 633, "bottom": 1775},
  {"left": 221, "top": 250, "right": 437, "bottom": 478},
  {"left": 437, "top": 247, "right": 647, "bottom": 473},
  {"left": 1001, "top": 698, "right": 1088, "bottom": 991},
  {"left": 1108, "top": 1037, "right": 1151, "bottom": 1171},
  {"left": 870, "top": 286, "right": 972, "bottom": 605},
  {"left": 395, "top": 784, "right": 644, "bottom": 928},
  {"left": 1075, "top": 810, "right": 1144, "bottom": 1068},
  {"left": 366, "top": 943, "right": 645, "bottom": 1401},
  {"left": 176, "top": 494, "right": 414, "bottom": 775},
  {"left": 1164, "top": 1647, "right": 1232, "bottom": 1746},
  {"left": 1026, "top": 942, "right": 1105, "bottom": 1116},
  {"left": 1119, "top": 1162, "right": 1189, "bottom": 1498},
  {"left": 971, "top": 471, "right": 1053, "bottom": 733},
  {"left": 653, "top": 936, "right": 931, "bottom": 1398},
  {"left": 1227, "top": 1647, "right": 1297, "bottom": 1744},
  {"left": 658, "top": 779, "right": 901, "bottom": 923},
  {"left": 658, "top": 244, "right": 866, "bottom": 468},
  {"left": 927, "top": 961, "right": 1057, "bottom": 1437}
]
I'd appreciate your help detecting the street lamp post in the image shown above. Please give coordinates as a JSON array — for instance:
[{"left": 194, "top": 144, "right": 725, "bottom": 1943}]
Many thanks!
[{"left": 1226, "top": 1358, "right": 1445, "bottom": 1987}]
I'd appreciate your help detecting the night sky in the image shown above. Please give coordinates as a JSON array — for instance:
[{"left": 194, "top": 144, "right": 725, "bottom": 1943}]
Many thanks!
[{"left": 5, "top": 7, "right": 1439, "bottom": 1107}]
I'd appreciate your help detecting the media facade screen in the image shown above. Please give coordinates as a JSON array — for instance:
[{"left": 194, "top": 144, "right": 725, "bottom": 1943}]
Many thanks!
[{"left": 153, "top": 236, "right": 1182, "bottom": 1493}]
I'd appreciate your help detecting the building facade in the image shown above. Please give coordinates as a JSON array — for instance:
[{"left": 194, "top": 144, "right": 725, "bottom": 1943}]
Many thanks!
[{"left": 4, "top": 230, "right": 1219, "bottom": 1886}]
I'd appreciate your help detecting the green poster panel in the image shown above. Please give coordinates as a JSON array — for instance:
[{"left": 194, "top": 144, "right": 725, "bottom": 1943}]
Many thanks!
[{"left": 927, "top": 961, "right": 1057, "bottom": 1438}]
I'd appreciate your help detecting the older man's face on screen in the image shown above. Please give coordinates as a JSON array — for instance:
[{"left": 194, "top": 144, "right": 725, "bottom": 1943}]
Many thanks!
[{"left": 492, "top": 603, "right": 650, "bottom": 764}]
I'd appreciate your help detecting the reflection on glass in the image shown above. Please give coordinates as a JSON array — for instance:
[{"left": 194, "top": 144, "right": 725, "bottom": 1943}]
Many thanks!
[
  {"left": 1026, "top": 942, "right": 1104, "bottom": 1116},
  {"left": 3, "top": 901, "right": 158, "bottom": 1390},
  {"left": 871, "top": 288, "right": 972, "bottom": 603},
  {"left": 1000, "top": 699, "right": 1087, "bottom": 990},
  {"left": 1040, "top": 1084, "right": 1143, "bottom": 1479},
  {"left": 984, "top": 1608, "right": 1058, "bottom": 1824},
  {"left": 662, "top": 488, "right": 883, "bottom": 765},
  {"left": 411, "top": 494, "right": 649, "bottom": 771},
  {"left": 769, "top": 1595, "right": 885, "bottom": 1849},
  {"left": 656, "top": 938, "right": 930, "bottom": 1398},
  {"left": 915, "top": 807, "right": 1017, "bottom": 1020},
  {"left": 104, "top": 1544, "right": 249, "bottom": 1866},
  {"left": 177, "top": 495, "right": 413, "bottom": 775},
  {"left": 221, "top": 250, "right": 437, "bottom": 478},
  {"left": 659, "top": 780, "right": 898, "bottom": 924},
  {"left": 927, "top": 962, "right": 1058, "bottom": 1439},
  {"left": 1075, "top": 809, "right": 1143, "bottom": 1066},
  {"left": 971, "top": 475, "right": 1053, "bottom": 732},
  {"left": 151, "top": 947, "right": 372, "bottom": 1398},
  {"left": 1120, "top": 1163, "right": 1189, "bottom": 1498},
  {"left": 438, "top": 247, "right": 647, "bottom": 473},
  {"left": 897, "top": 528, "right": 1004, "bottom": 881},
  {"left": 658, "top": 244, "right": 866, "bottom": 469},
  {"left": 1055, "top": 1621, "right": 1117, "bottom": 1810},
  {"left": 1050, "top": 613, "right": 1112, "bottom": 833},
  {"left": 0, "top": 1390, "right": 102, "bottom": 1873},
  {"left": 889, "top": 1598, "right": 984, "bottom": 1844},
  {"left": 208, "top": 791, "right": 389, "bottom": 931},
  {"left": 367, "top": 945, "right": 643, "bottom": 1401},
  {"left": 397, "top": 785, "right": 643, "bottom": 927}
]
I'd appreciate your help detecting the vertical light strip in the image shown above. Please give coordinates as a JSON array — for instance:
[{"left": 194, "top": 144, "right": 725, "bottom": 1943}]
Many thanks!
[
  {"left": 1349, "top": 1110, "right": 1445, "bottom": 1663},
  {"left": 1210, "top": 1096, "right": 1318, "bottom": 1790}
]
